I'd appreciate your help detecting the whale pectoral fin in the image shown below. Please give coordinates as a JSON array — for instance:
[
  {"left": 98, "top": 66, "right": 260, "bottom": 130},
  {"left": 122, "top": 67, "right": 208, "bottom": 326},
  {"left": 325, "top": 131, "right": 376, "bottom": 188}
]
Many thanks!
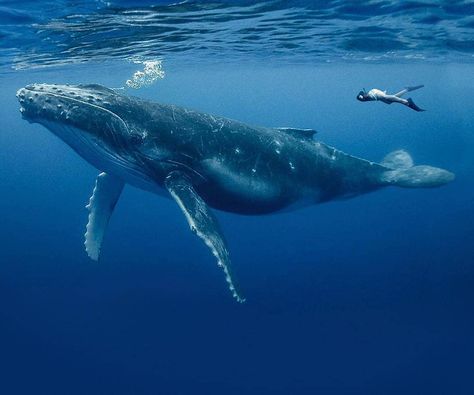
[
  {"left": 165, "top": 171, "right": 245, "bottom": 303},
  {"left": 84, "top": 172, "right": 124, "bottom": 261}
]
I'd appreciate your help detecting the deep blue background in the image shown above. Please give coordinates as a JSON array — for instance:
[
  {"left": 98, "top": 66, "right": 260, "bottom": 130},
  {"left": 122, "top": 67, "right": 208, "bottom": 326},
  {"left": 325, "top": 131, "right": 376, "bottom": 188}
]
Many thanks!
[{"left": 1, "top": 63, "right": 473, "bottom": 394}]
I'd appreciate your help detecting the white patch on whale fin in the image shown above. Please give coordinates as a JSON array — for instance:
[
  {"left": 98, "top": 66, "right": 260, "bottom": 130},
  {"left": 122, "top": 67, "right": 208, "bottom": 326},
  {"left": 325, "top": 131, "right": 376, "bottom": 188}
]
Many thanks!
[
  {"left": 84, "top": 172, "right": 124, "bottom": 261},
  {"left": 381, "top": 149, "right": 414, "bottom": 169},
  {"left": 274, "top": 127, "right": 317, "bottom": 140},
  {"left": 380, "top": 150, "right": 455, "bottom": 188},
  {"left": 165, "top": 171, "right": 245, "bottom": 303}
]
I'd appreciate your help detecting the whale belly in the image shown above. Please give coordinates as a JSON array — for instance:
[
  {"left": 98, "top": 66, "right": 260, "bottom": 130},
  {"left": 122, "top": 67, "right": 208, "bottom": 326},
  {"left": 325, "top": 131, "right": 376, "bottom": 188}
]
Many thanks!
[{"left": 198, "top": 158, "right": 293, "bottom": 214}]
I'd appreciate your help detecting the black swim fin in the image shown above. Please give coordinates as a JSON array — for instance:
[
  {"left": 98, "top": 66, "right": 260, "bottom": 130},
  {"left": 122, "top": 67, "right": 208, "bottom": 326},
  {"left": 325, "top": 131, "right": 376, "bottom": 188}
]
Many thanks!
[{"left": 407, "top": 98, "right": 425, "bottom": 112}]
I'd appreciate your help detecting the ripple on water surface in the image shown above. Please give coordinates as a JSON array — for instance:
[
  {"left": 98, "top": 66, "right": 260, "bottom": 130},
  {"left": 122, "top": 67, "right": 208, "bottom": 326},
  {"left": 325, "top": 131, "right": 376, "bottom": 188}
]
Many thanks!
[{"left": 1, "top": 0, "right": 474, "bottom": 70}]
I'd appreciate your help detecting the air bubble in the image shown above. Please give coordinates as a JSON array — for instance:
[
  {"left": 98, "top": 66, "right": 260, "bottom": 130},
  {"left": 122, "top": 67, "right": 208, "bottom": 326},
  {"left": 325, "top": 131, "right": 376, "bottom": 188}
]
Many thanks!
[{"left": 126, "top": 60, "right": 165, "bottom": 89}]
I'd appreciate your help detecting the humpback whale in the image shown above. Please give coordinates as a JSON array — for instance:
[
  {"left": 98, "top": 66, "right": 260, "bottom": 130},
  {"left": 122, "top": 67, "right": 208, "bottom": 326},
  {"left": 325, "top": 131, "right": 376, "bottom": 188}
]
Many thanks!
[{"left": 17, "top": 83, "right": 454, "bottom": 302}]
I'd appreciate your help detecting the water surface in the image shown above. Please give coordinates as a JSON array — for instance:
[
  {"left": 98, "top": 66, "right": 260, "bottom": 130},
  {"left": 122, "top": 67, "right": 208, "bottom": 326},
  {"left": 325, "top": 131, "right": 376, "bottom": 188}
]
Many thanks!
[{"left": 0, "top": 1, "right": 473, "bottom": 394}]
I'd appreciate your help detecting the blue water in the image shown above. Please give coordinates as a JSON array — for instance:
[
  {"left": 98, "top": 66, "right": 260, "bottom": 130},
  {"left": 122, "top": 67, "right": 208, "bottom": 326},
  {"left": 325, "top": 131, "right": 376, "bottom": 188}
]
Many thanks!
[{"left": 1, "top": 1, "right": 474, "bottom": 394}]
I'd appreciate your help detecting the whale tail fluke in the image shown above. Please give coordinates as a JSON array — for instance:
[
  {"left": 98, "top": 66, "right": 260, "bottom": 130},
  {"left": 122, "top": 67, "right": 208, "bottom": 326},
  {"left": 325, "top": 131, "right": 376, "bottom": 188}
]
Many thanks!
[{"left": 380, "top": 150, "right": 454, "bottom": 188}]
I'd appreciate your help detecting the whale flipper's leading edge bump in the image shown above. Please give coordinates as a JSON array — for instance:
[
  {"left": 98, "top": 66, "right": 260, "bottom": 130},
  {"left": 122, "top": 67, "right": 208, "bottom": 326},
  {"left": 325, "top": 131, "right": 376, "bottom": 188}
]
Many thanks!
[
  {"left": 85, "top": 172, "right": 124, "bottom": 261},
  {"left": 165, "top": 171, "right": 245, "bottom": 303}
]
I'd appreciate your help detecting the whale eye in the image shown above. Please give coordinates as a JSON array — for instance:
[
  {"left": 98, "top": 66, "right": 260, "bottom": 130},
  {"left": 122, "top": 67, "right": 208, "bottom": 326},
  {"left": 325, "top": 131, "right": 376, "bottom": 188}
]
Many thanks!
[{"left": 129, "top": 133, "right": 143, "bottom": 145}]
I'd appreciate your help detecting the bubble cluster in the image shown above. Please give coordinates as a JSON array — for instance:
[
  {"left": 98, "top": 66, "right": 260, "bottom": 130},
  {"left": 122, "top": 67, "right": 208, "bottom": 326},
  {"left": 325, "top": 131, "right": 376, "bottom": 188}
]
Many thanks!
[{"left": 125, "top": 60, "right": 165, "bottom": 89}]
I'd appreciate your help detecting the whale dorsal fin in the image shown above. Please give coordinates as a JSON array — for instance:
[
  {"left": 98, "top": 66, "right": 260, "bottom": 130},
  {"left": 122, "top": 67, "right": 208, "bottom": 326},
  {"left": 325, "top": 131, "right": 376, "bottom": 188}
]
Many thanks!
[
  {"left": 84, "top": 172, "right": 124, "bottom": 261},
  {"left": 165, "top": 171, "right": 245, "bottom": 303},
  {"left": 274, "top": 127, "right": 317, "bottom": 140}
]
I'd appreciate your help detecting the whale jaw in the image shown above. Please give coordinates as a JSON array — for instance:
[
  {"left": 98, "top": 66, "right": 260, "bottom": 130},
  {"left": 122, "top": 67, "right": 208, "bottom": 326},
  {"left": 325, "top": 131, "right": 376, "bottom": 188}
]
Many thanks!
[{"left": 16, "top": 84, "right": 155, "bottom": 190}]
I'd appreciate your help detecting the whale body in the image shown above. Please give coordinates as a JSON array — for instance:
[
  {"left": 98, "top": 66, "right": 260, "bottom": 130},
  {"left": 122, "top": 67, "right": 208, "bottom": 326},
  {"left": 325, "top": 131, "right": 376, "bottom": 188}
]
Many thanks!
[{"left": 17, "top": 83, "right": 454, "bottom": 302}]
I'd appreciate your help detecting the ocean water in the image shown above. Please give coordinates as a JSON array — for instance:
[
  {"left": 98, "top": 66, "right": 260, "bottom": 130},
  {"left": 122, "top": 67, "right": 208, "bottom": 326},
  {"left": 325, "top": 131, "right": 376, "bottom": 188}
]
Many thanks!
[{"left": 1, "top": 1, "right": 474, "bottom": 394}]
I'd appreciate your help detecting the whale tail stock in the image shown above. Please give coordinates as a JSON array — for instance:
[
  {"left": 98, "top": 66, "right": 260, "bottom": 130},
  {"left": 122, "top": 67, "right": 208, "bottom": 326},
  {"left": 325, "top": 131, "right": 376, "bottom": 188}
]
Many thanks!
[{"left": 379, "top": 150, "right": 454, "bottom": 188}]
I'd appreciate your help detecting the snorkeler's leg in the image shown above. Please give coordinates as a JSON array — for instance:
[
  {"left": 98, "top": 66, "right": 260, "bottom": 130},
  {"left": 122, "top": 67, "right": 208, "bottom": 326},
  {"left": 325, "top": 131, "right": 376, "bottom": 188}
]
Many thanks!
[
  {"left": 394, "top": 89, "right": 408, "bottom": 97},
  {"left": 381, "top": 94, "right": 408, "bottom": 105},
  {"left": 394, "top": 85, "right": 424, "bottom": 97}
]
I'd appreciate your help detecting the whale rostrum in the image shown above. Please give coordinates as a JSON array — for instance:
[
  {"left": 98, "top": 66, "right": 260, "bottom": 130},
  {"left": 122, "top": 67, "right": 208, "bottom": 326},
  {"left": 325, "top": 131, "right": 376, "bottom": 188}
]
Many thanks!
[{"left": 17, "top": 83, "right": 455, "bottom": 302}]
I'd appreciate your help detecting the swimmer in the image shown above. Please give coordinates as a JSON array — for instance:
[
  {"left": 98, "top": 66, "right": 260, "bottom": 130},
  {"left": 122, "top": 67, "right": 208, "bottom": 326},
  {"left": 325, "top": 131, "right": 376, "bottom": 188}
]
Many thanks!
[{"left": 357, "top": 85, "right": 425, "bottom": 112}]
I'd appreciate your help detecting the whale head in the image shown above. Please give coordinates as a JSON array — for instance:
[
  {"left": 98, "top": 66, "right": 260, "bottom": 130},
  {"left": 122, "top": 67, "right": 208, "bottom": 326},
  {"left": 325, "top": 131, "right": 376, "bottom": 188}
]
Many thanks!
[{"left": 17, "top": 83, "right": 153, "bottom": 180}]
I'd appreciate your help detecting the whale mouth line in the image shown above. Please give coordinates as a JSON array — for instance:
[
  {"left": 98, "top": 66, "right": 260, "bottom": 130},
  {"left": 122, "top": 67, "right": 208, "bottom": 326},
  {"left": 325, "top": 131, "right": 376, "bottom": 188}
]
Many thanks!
[
  {"left": 16, "top": 84, "right": 153, "bottom": 188},
  {"left": 17, "top": 85, "right": 129, "bottom": 134}
]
